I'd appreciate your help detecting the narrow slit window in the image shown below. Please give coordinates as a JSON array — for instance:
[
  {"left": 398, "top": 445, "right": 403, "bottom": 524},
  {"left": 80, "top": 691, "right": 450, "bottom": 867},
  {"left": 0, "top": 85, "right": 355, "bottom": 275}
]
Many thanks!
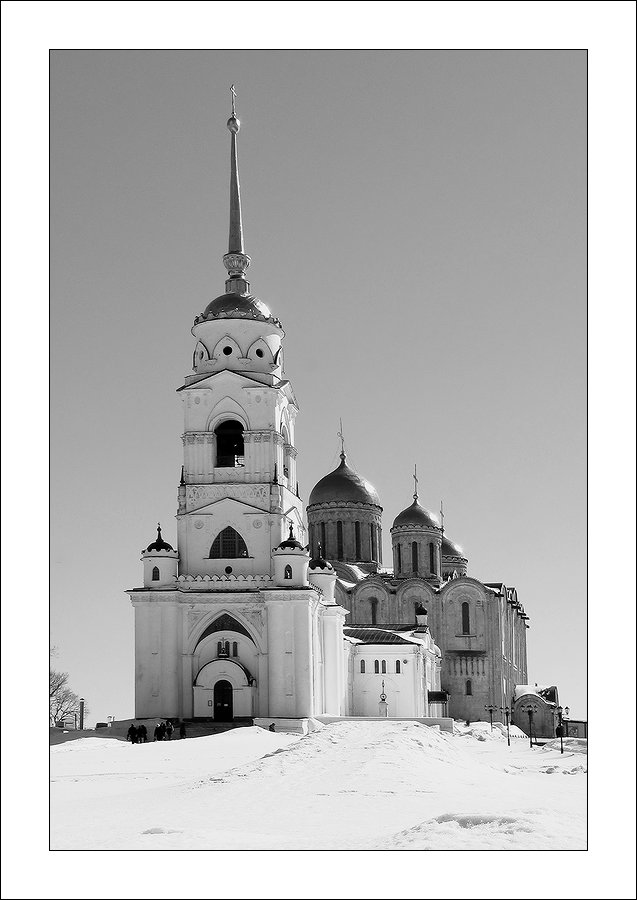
[
  {"left": 462, "top": 602, "right": 470, "bottom": 635},
  {"left": 381, "top": 660, "right": 387, "bottom": 674},
  {"left": 429, "top": 542, "right": 435, "bottom": 574},
  {"left": 284, "top": 564, "right": 293, "bottom": 580},
  {"left": 466, "top": 679, "right": 472, "bottom": 696},
  {"left": 412, "top": 541, "right": 418, "bottom": 573},
  {"left": 355, "top": 521, "right": 361, "bottom": 559},
  {"left": 396, "top": 543, "right": 402, "bottom": 572},
  {"left": 374, "top": 660, "right": 380, "bottom": 674},
  {"left": 151, "top": 566, "right": 160, "bottom": 581},
  {"left": 360, "top": 660, "right": 365, "bottom": 674},
  {"left": 337, "top": 521, "right": 344, "bottom": 560},
  {"left": 370, "top": 598, "right": 378, "bottom": 626},
  {"left": 395, "top": 660, "right": 401, "bottom": 674}
]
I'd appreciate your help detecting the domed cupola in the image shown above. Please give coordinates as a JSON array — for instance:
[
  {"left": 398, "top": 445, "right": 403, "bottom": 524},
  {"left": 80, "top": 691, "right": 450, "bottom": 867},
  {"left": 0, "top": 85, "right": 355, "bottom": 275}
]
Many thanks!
[
  {"left": 441, "top": 534, "right": 468, "bottom": 578},
  {"left": 307, "top": 543, "right": 338, "bottom": 603},
  {"left": 141, "top": 524, "right": 179, "bottom": 588},
  {"left": 272, "top": 524, "right": 310, "bottom": 587},
  {"left": 390, "top": 467, "right": 442, "bottom": 582},
  {"left": 190, "top": 90, "right": 284, "bottom": 385},
  {"left": 307, "top": 437, "right": 383, "bottom": 571}
]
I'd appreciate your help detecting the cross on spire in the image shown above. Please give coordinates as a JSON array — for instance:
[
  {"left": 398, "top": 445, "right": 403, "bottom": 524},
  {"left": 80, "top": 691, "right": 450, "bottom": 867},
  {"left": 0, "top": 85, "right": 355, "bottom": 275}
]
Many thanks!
[
  {"left": 440, "top": 499, "right": 445, "bottom": 533},
  {"left": 230, "top": 83, "right": 237, "bottom": 117},
  {"left": 413, "top": 464, "right": 419, "bottom": 502},
  {"left": 338, "top": 418, "right": 346, "bottom": 460}
]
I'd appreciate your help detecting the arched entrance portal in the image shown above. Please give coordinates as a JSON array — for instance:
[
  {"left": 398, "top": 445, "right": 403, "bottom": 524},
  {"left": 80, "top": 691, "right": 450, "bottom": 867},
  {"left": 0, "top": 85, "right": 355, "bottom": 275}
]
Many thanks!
[{"left": 213, "top": 680, "right": 233, "bottom": 721}]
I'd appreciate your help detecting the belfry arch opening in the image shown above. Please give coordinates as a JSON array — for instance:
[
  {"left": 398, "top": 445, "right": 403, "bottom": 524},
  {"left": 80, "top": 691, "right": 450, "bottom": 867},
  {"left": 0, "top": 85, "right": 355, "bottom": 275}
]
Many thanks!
[
  {"left": 214, "top": 420, "right": 244, "bottom": 467},
  {"left": 210, "top": 527, "right": 249, "bottom": 559}
]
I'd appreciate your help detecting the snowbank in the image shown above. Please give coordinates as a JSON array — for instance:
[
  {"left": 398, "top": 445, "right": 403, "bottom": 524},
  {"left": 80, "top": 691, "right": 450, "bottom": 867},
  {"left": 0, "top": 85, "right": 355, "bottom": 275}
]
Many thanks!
[{"left": 51, "top": 720, "right": 586, "bottom": 850}]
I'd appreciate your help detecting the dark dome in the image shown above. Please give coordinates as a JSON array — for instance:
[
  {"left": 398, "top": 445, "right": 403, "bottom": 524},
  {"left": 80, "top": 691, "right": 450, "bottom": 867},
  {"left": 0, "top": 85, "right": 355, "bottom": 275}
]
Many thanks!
[
  {"left": 277, "top": 524, "right": 304, "bottom": 551},
  {"left": 146, "top": 524, "right": 174, "bottom": 553},
  {"left": 309, "top": 543, "right": 334, "bottom": 571},
  {"left": 392, "top": 500, "right": 440, "bottom": 529},
  {"left": 442, "top": 535, "right": 467, "bottom": 558},
  {"left": 308, "top": 454, "right": 381, "bottom": 507},
  {"left": 199, "top": 292, "right": 279, "bottom": 323}
]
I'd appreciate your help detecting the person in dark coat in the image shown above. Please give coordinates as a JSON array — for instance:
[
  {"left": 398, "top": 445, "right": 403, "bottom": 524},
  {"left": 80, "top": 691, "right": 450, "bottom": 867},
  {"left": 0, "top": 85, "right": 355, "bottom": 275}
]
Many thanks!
[
  {"left": 127, "top": 724, "right": 138, "bottom": 744},
  {"left": 179, "top": 722, "right": 187, "bottom": 739},
  {"left": 165, "top": 720, "right": 174, "bottom": 740},
  {"left": 153, "top": 723, "right": 162, "bottom": 741},
  {"left": 268, "top": 723, "right": 276, "bottom": 732},
  {"left": 137, "top": 723, "right": 147, "bottom": 743},
  {"left": 158, "top": 722, "right": 166, "bottom": 741}
]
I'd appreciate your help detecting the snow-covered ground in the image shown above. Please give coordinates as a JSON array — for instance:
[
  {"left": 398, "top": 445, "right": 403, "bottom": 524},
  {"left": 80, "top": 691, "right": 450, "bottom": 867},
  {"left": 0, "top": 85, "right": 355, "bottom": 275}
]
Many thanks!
[{"left": 50, "top": 721, "right": 586, "bottom": 850}]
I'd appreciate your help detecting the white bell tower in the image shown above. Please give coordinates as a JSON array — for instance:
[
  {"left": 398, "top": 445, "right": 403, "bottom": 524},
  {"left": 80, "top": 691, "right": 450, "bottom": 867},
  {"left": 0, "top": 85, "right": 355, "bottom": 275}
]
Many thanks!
[{"left": 175, "top": 100, "right": 303, "bottom": 580}]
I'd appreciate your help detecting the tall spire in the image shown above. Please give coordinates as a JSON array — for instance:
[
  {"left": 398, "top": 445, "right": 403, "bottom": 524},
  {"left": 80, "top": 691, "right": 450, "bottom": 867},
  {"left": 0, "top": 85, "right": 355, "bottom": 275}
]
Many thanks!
[{"left": 223, "top": 84, "right": 251, "bottom": 294}]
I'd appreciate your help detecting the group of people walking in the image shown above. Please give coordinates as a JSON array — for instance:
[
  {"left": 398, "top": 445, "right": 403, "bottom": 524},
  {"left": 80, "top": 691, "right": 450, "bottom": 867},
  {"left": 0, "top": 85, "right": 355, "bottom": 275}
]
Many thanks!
[{"left": 126, "top": 719, "right": 187, "bottom": 744}]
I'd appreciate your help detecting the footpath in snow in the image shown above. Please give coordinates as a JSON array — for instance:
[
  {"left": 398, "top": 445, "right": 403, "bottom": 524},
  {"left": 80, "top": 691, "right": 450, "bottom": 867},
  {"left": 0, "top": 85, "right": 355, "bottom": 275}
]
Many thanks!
[{"left": 50, "top": 721, "right": 586, "bottom": 850}]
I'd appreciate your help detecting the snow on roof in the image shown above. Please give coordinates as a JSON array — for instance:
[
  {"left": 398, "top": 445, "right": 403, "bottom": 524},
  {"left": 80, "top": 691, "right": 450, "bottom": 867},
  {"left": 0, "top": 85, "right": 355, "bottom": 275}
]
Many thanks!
[{"left": 513, "top": 684, "right": 557, "bottom": 703}]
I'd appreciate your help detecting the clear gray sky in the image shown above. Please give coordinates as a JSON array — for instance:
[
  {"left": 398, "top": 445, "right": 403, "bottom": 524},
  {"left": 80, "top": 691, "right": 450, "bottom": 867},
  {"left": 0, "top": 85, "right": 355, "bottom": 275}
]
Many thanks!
[{"left": 50, "top": 49, "right": 586, "bottom": 721}]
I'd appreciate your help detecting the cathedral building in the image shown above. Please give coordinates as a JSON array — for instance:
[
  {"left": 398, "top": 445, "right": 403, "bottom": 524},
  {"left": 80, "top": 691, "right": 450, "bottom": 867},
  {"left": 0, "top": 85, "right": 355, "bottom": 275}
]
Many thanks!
[{"left": 128, "top": 98, "right": 532, "bottom": 729}]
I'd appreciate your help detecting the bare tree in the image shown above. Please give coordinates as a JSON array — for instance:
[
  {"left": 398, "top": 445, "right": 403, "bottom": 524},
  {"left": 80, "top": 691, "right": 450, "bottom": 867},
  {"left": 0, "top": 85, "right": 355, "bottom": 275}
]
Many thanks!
[{"left": 49, "top": 667, "right": 88, "bottom": 726}]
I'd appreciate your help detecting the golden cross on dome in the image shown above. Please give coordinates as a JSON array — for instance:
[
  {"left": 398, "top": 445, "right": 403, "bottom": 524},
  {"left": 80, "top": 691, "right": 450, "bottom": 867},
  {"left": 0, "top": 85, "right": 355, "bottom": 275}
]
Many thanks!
[
  {"left": 413, "top": 464, "right": 419, "bottom": 501},
  {"left": 440, "top": 500, "right": 445, "bottom": 532},
  {"left": 230, "top": 84, "right": 237, "bottom": 117}
]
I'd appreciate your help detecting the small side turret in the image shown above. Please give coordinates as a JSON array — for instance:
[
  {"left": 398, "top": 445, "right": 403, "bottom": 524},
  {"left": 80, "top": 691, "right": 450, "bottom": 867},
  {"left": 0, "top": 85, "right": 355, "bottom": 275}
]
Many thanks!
[
  {"left": 272, "top": 525, "right": 310, "bottom": 587},
  {"left": 141, "top": 524, "right": 178, "bottom": 588},
  {"left": 308, "top": 543, "right": 337, "bottom": 603}
]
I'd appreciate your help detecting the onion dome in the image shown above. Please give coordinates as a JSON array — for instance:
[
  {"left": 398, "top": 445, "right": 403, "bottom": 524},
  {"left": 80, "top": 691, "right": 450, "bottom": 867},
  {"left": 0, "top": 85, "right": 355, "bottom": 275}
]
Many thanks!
[
  {"left": 308, "top": 451, "right": 381, "bottom": 508},
  {"left": 198, "top": 292, "right": 280, "bottom": 325},
  {"left": 146, "top": 524, "right": 174, "bottom": 553},
  {"left": 442, "top": 535, "right": 466, "bottom": 558},
  {"left": 308, "top": 543, "right": 334, "bottom": 572},
  {"left": 277, "top": 524, "right": 305, "bottom": 551},
  {"left": 392, "top": 499, "right": 440, "bottom": 529}
]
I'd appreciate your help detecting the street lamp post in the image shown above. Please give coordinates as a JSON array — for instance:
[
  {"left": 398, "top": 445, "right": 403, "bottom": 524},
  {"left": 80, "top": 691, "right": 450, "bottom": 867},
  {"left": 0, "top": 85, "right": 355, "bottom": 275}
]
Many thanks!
[
  {"left": 556, "top": 705, "right": 570, "bottom": 754},
  {"left": 79, "top": 698, "right": 85, "bottom": 731},
  {"left": 522, "top": 704, "right": 534, "bottom": 748},
  {"left": 500, "top": 705, "right": 513, "bottom": 747},
  {"left": 484, "top": 704, "right": 497, "bottom": 731}
]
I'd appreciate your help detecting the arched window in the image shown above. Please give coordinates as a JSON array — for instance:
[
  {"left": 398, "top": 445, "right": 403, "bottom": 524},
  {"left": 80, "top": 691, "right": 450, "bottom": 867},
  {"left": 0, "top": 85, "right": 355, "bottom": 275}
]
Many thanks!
[
  {"left": 321, "top": 522, "right": 326, "bottom": 553},
  {"left": 214, "top": 420, "right": 245, "bottom": 467},
  {"left": 360, "top": 660, "right": 365, "bottom": 674},
  {"left": 210, "top": 527, "right": 249, "bottom": 559},
  {"left": 466, "top": 678, "right": 472, "bottom": 696},
  {"left": 381, "top": 660, "right": 387, "bottom": 674},
  {"left": 151, "top": 566, "right": 160, "bottom": 581},
  {"left": 217, "top": 641, "right": 222, "bottom": 656},
  {"left": 395, "top": 660, "right": 401, "bottom": 674},
  {"left": 462, "top": 602, "right": 471, "bottom": 635},
  {"left": 371, "top": 524, "right": 377, "bottom": 561},
  {"left": 374, "top": 660, "right": 380, "bottom": 674},
  {"left": 429, "top": 542, "right": 435, "bottom": 574},
  {"left": 412, "top": 541, "right": 418, "bottom": 573},
  {"left": 355, "top": 521, "right": 361, "bottom": 559},
  {"left": 232, "top": 642, "right": 238, "bottom": 657},
  {"left": 284, "top": 564, "right": 293, "bottom": 580},
  {"left": 377, "top": 525, "right": 382, "bottom": 565},
  {"left": 396, "top": 543, "right": 402, "bottom": 572},
  {"left": 370, "top": 598, "right": 378, "bottom": 625}
]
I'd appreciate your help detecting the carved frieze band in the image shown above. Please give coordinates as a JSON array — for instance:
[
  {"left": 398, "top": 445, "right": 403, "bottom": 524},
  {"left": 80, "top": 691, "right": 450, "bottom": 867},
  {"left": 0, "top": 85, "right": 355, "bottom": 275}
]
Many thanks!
[{"left": 186, "top": 483, "right": 269, "bottom": 509}]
